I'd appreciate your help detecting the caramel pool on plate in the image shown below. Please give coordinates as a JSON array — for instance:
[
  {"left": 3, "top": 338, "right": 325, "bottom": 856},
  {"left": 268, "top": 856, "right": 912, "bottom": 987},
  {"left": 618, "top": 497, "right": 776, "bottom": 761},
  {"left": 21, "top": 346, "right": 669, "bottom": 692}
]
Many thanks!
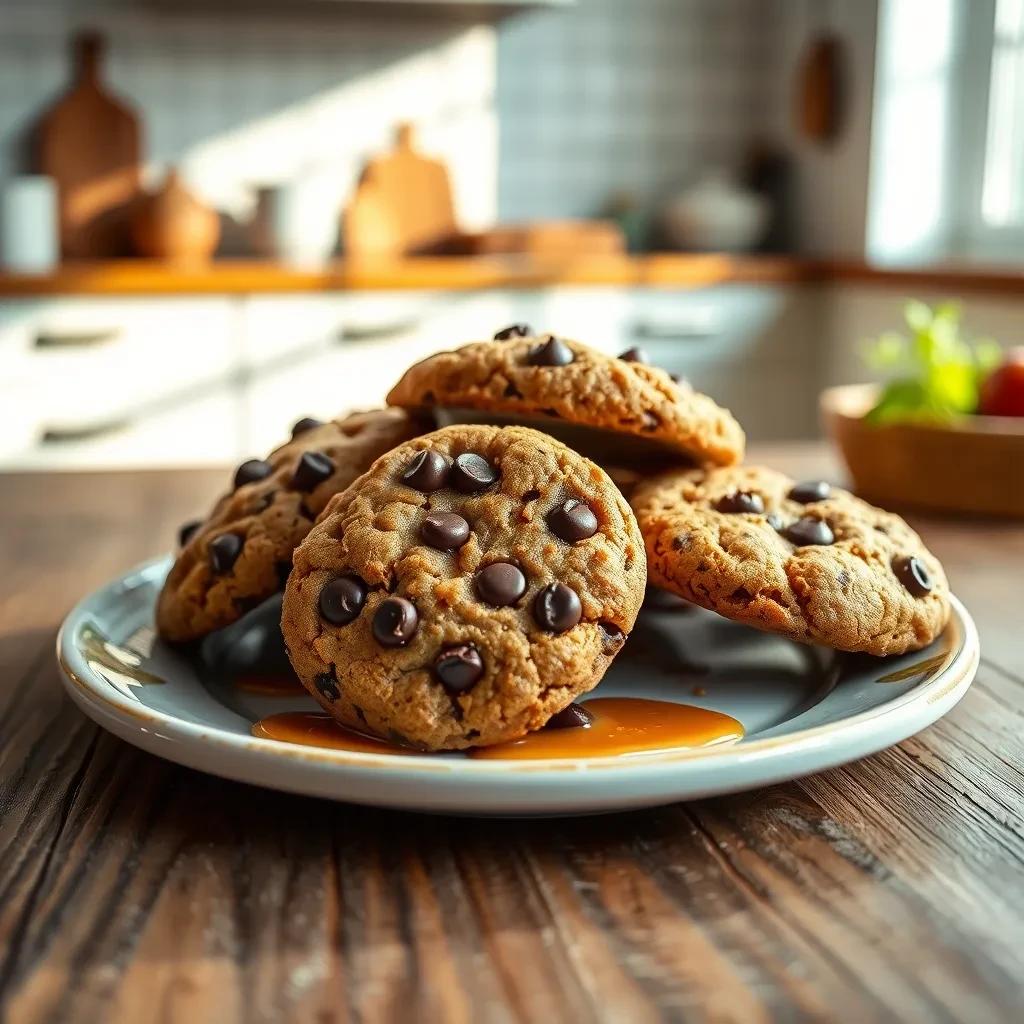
[{"left": 252, "top": 697, "right": 744, "bottom": 759}]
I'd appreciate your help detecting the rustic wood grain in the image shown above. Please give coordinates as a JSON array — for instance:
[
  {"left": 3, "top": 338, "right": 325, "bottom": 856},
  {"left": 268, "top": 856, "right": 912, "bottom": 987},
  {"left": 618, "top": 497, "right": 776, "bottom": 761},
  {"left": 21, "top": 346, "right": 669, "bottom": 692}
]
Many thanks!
[{"left": 0, "top": 448, "right": 1022, "bottom": 1024}]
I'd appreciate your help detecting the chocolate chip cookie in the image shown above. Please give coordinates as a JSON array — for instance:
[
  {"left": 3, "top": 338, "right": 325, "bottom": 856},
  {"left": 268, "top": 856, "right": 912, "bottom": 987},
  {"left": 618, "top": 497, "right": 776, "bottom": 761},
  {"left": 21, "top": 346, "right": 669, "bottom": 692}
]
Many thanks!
[
  {"left": 631, "top": 465, "right": 950, "bottom": 656},
  {"left": 156, "top": 409, "right": 423, "bottom": 643},
  {"left": 281, "top": 424, "right": 646, "bottom": 750},
  {"left": 386, "top": 329, "right": 744, "bottom": 467}
]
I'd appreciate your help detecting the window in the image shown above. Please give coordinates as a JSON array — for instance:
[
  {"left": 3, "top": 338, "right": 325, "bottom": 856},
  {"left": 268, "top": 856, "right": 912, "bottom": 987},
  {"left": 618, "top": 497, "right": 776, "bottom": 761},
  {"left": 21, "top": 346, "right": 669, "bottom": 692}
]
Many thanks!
[{"left": 981, "top": 0, "right": 1024, "bottom": 228}]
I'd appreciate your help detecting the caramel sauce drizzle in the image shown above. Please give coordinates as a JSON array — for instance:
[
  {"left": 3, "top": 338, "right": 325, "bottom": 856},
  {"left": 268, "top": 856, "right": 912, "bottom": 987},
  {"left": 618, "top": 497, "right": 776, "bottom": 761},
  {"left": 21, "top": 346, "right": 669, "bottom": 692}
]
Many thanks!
[{"left": 252, "top": 697, "right": 743, "bottom": 759}]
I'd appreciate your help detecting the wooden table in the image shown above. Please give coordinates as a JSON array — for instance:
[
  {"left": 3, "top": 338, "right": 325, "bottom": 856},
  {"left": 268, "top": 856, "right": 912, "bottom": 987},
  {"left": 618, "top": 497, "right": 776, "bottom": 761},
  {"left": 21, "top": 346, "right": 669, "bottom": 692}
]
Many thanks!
[{"left": 2, "top": 445, "right": 1021, "bottom": 1023}]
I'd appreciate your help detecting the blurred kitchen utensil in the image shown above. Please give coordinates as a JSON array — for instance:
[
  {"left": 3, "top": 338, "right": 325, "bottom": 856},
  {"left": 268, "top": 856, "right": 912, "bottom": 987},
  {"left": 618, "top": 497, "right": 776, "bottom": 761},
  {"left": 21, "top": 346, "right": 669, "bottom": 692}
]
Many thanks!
[
  {"left": 795, "top": 33, "right": 845, "bottom": 143},
  {"left": 130, "top": 168, "right": 220, "bottom": 262},
  {"left": 255, "top": 173, "right": 339, "bottom": 266},
  {"left": 822, "top": 383, "right": 1024, "bottom": 518},
  {"left": 36, "top": 31, "right": 142, "bottom": 258},
  {"left": 662, "top": 173, "right": 768, "bottom": 252},
  {"left": 343, "top": 123, "right": 457, "bottom": 257},
  {"left": 0, "top": 176, "right": 59, "bottom": 272}
]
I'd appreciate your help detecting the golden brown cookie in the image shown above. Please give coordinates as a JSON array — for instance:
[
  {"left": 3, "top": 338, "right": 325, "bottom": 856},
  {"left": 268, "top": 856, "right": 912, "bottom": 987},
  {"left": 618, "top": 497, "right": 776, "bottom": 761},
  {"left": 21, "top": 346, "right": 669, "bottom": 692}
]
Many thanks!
[
  {"left": 281, "top": 424, "right": 646, "bottom": 750},
  {"left": 631, "top": 465, "right": 950, "bottom": 656},
  {"left": 156, "top": 409, "right": 423, "bottom": 643},
  {"left": 386, "top": 328, "right": 744, "bottom": 467}
]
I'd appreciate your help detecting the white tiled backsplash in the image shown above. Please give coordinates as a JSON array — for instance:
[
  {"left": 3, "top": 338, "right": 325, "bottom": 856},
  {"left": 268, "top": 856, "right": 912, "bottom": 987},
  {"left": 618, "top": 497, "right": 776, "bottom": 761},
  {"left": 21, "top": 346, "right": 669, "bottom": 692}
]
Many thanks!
[{"left": 0, "top": 0, "right": 782, "bottom": 233}]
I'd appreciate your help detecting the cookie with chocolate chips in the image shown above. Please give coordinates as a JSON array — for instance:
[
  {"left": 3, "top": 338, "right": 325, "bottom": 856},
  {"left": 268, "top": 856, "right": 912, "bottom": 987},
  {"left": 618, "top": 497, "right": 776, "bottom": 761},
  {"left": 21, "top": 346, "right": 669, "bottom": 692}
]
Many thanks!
[
  {"left": 385, "top": 330, "right": 744, "bottom": 467},
  {"left": 281, "top": 424, "right": 646, "bottom": 750},
  {"left": 631, "top": 465, "right": 950, "bottom": 656},
  {"left": 156, "top": 409, "right": 423, "bottom": 643}
]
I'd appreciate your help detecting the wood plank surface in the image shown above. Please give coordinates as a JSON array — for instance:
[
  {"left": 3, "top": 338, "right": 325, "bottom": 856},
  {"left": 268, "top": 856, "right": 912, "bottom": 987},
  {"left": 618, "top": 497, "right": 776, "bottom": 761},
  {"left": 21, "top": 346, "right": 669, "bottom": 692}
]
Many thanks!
[
  {"left": 0, "top": 446, "right": 1021, "bottom": 1023},
  {"left": 1, "top": 255, "right": 1022, "bottom": 298}
]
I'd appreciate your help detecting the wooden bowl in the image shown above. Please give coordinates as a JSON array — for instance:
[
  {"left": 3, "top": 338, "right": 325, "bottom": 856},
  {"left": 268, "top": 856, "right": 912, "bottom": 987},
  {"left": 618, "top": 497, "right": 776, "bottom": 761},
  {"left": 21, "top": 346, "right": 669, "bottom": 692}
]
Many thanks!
[{"left": 821, "top": 383, "right": 1024, "bottom": 518}]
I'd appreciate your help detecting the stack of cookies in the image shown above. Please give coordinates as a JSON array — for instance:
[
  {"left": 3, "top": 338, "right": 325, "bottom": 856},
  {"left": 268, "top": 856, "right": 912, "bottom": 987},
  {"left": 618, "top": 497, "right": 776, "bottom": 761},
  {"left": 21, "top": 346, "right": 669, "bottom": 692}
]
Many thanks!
[{"left": 157, "top": 327, "right": 951, "bottom": 751}]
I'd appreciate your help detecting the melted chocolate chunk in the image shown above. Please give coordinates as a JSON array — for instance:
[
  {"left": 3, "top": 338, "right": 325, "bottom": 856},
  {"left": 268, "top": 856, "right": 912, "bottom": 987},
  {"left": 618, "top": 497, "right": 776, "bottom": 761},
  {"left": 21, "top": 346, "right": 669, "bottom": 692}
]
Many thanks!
[
  {"left": 292, "top": 451, "right": 334, "bottom": 492},
  {"left": 291, "top": 416, "right": 323, "bottom": 438},
  {"left": 208, "top": 533, "right": 243, "bottom": 574},
  {"left": 618, "top": 346, "right": 650, "bottom": 364},
  {"left": 598, "top": 620, "right": 626, "bottom": 654},
  {"left": 178, "top": 519, "right": 202, "bottom": 548},
  {"left": 544, "top": 704, "right": 594, "bottom": 730},
  {"left": 434, "top": 644, "right": 484, "bottom": 693},
  {"left": 233, "top": 459, "right": 273, "bottom": 490},
  {"left": 475, "top": 562, "right": 527, "bottom": 607},
  {"left": 527, "top": 335, "right": 574, "bottom": 367},
  {"left": 372, "top": 597, "right": 418, "bottom": 647},
  {"left": 893, "top": 555, "right": 933, "bottom": 597},
  {"left": 401, "top": 450, "right": 449, "bottom": 493},
  {"left": 494, "top": 323, "right": 532, "bottom": 341},
  {"left": 450, "top": 453, "right": 498, "bottom": 493},
  {"left": 420, "top": 511, "right": 471, "bottom": 551},
  {"left": 534, "top": 582, "right": 582, "bottom": 633},
  {"left": 314, "top": 671, "right": 340, "bottom": 702},
  {"left": 783, "top": 517, "right": 835, "bottom": 547},
  {"left": 547, "top": 498, "right": 598, "bottom": 542},
  {"left": 789, "top": 480, "right": 832, "bottom": 504},
  {"left": 319, "top": 575, "right": 368, "bottom": 625}
]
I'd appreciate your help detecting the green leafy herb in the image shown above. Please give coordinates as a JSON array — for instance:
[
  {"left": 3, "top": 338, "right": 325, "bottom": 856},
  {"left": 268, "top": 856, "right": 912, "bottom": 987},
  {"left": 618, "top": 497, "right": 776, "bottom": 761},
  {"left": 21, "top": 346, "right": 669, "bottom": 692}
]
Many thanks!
[{"left": 862, "top": 301, "right": 1000, "bottom": 425}]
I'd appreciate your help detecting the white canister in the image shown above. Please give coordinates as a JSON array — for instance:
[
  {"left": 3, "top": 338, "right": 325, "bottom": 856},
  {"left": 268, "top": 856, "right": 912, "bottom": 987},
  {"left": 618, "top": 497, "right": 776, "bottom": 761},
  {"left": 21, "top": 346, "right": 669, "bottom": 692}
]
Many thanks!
[{"left": 0, "top": 176, "right": 59, "bottom": 272}]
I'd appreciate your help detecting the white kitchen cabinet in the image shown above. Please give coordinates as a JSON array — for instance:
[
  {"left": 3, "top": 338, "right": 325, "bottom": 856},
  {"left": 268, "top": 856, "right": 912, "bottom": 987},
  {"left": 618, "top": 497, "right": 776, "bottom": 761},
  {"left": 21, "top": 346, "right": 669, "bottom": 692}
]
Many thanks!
[
  {"left": 0, "top": 296, "right": 238, "bottom": 468},
  {"left": 0, "top": 280, "right": 823, "bottom": 470}
]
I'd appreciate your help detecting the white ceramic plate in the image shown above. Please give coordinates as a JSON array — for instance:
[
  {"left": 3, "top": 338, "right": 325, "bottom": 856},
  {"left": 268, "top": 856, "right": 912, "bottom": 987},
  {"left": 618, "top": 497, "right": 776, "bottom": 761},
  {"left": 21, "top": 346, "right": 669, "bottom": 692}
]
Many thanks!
[{"left": 57, "top": 558, "right": 979, "bottom": 816}]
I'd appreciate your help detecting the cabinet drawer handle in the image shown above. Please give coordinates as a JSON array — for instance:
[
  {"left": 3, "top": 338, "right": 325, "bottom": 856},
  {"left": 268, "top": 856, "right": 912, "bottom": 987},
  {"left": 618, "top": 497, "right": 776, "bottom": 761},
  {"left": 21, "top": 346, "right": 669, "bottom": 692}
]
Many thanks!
[
  {"left": 630, "top": 319, "right": 715, "bottom": 342},
  {"left": 41, "top": 418, "right": 131, "bottom": 443},
  {"left": 336, "top": 318, "right": 421, "bottom": 343},
  {"left": 34, "top": 327, "right": 122, "bottom": 349}
]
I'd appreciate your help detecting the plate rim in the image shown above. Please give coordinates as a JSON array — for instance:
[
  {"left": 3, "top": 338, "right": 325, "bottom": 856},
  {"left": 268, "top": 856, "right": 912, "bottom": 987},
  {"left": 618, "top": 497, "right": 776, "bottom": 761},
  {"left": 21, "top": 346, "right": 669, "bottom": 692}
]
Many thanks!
[{"left": 56, "top": 556, "right": 979, "bottom": 784}]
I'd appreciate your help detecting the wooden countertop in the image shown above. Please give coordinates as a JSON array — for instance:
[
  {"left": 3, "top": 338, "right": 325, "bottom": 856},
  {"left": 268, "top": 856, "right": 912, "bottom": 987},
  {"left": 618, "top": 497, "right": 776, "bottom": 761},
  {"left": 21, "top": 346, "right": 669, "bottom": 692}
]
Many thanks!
[
  {"left": 2, "top": 443, "right": 1021, "bottom": 1022},
  {"left": 1, "top": 254, "right": 1023, "bottom": 296}
]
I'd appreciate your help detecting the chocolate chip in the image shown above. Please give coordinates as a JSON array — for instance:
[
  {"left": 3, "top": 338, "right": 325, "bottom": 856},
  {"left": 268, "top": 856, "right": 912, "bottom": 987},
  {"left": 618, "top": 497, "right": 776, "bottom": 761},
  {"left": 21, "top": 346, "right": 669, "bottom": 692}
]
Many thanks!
[
  {"left": 291, "top": 416, "right": 323, "bottom": 438},
  {"left": 494, "top": 323, "right": 532, "bottom": 340},
  {"left": 292, "top": 451, "right": 334, "bottom": 492},
  {"left": 893, "top": 555, "right": 933, "bottom": 597},
  {"left": 475, "top": 562, "right": 527, "bottom": 607},
  {"left": 789, "top": 480, "right": 831, "bottom": 504},
  {"left": 178, "top": 519, "right": 202, "bottom": 547},
  {"left": 766, "top": 513, "right": 785, "bottom": 531},
  {"left": 319, "top": 575, "right": 368, "bottom": 625},
  {"left": 669, "top": 373, "right": 686, "bottom": 385},
  {"left": 234, "top": 459, "right": 273, "bottom": 490},
  {"left": 522, "top": 488, "right": 541, "bottom": 502},
  {"left": 420, "top": 511, "right": 470, "bottom": 551},
  {"left": 598, "top": 620, "right": 626, "bottom": 654},
  {"left": 544, "top": 704, "right": 594, "bottom": 730},
  {"left": 715, "top": 491, "right": 765, "bottom": 515},
  {"left": 208, "top": 533, "right": 243, "bottom": 574},
  {"left": 401, "top": 450, "right": 449, "bottom": 492},
  {"left": 619, "top": 346, "right": 650, "bottom": 364},
  {"left": 504, "top": 381, "right": 523, "bottom": 398},
  {"left": 547, "top": 498, "right": 598, "bottom": 542},
  {"left": 372, "top": 596, "right": 418, "bottom": 647},
  {"left": 315, "top": 671, "right": 340, "bottom": 702},
  {"left": 783, "top": 517, "right": 835, "bottom": 547},
  {"left": 450, "top": 453, "right": 498, "bottom": 493},
  {"left": 434, "top": 644, "right": 484, "bottom": 693},
  {"left": 527, "top": 335, "right": 574, "bottom": 367},
  {"left": 534, "top": 582, "right": 582, "bottom": 633}
]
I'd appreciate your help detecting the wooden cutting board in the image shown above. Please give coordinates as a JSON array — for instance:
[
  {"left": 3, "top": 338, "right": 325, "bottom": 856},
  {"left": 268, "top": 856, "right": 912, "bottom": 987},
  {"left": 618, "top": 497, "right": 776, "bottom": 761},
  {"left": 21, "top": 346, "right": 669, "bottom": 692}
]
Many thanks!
[
  {"left": 36, "top": 32, "right": 143, "bottom": 259},
  {"left": 343, "top": 124, "right": 457, "bottom": 256}
]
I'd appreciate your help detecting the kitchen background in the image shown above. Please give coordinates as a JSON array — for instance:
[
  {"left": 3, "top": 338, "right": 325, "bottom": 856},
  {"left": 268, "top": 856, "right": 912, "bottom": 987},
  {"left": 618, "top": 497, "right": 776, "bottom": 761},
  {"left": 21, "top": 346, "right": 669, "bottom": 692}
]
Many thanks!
[{"left": 0, "top": 0, "right": 1022, "bottom": 470}]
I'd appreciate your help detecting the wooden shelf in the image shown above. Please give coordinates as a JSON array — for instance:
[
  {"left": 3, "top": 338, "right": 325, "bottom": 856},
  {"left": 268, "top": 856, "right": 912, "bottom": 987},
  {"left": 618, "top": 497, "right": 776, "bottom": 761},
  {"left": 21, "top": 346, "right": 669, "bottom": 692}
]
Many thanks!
[{"left": 0, "top": 254, "right": 1021, "bottom": 297}]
